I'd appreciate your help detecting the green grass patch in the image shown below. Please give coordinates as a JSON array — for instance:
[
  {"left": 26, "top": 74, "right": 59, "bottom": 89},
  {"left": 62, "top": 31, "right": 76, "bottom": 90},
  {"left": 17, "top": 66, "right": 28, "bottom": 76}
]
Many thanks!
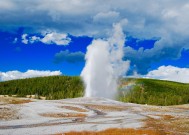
[{"left": 118, "top": 78, "right": 189, "bottom": 106}]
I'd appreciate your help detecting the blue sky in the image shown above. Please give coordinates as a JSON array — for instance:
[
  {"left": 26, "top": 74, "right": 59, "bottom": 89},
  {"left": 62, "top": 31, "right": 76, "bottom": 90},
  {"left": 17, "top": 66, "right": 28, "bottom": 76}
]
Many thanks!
[{"left": 0, "top": 0, "right": 189, "bottom": 83}]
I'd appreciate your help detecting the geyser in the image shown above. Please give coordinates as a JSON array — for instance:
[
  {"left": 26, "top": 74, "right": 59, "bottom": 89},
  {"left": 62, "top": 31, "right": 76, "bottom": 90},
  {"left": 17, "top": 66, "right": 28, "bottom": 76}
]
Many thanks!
[{"left": 81, "top": 23, "right": 130, "bottom": 99}]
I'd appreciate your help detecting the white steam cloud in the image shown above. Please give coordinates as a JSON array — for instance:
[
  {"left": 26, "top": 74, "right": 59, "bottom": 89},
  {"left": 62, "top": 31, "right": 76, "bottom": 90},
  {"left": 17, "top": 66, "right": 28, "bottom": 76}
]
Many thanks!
[
  {"left": 145, "top": 65, "right": 189, "bottom": 83},
  {"left": 0, "top": 70, "right": 62, "bottom": 81},
  {"left": 81, "top": 23, "right": 130, "bottom": 99}
]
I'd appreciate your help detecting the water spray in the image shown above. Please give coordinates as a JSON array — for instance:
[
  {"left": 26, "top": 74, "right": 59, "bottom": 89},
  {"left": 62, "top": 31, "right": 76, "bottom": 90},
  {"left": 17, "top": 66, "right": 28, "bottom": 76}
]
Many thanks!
[{"left": 81, "top": 23, "right": 130, "bottom": 99}]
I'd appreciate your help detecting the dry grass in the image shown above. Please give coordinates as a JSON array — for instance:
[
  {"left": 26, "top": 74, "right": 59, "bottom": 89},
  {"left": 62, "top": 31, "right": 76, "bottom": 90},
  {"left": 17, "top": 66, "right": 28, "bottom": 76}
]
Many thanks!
[
  {"left": 61, "top": 106, "right": 88, "bottom": 112},
  {"left": 142, "top": 104, "right": 189, "bottom": 134},
  {"left": 54, "top": 128, "right": 161, "bottom": 135},
  {"left": 144, "top": 117, "right": 169, "bottom": 135},
  {"left": 0, "top": 106, "right": 19, "bottom": 120},
  {"left": 120, "top": 80, "right": 135, "bottom": 86},
  {"left": 26, "top": 95, "right": 46, "bottom": 100},
  {"left": 41, "top": 112, "right": 87, "bottom": 118},
  {"left": 0, "top": 97, "right": 32, "bottom": 104},
  {"left": 83, "top": 104, "right": 128, "bottom": 111},
  {"left": 0, "top": 97, "right": 26, "bottom": 120},
  {"left": 160, "top": 115, "right": 175, "bottom": 120},
  {"left": 142, "top": 106, "right": 172, "bottom": 112},
  {"left": 170, "top": 104, "right": 189, "bottom": 110},
  {"left": 8, "top": 99, "right": 32, "bottom": 104},
  {"left": 144, "top": 115, "right": 189, "bottom": 135}
]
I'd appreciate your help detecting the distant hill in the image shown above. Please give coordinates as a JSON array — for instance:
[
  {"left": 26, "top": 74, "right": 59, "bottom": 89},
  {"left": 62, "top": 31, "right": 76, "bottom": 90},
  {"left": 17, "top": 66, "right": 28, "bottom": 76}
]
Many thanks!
[
  {"left": 0, "top": 76, "right": 189, "bottom": 105},
  {"left": 0, "top": 76, "right": 84, "bottom": 100},
  {"left": 118, "top": 78, "right": 189, "bottom": 106}
]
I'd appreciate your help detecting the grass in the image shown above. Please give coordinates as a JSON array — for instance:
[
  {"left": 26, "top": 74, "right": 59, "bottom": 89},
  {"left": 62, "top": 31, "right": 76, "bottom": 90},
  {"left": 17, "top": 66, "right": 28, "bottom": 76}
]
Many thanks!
[
  {"left": 8, "top": 99, "right": 32, "bottom": 104},
  {"left": 54, "top": 128, "right": 162, "bottom": 135},
  {"left": 144, "top": 116, "right": 189, "bottom": 135},
  {"left": 0, "top": 107, "right": 18, "bottom": 120},
  {"left": 82, "top": 104, "right": 128, "bottom": 111},
  {"left": 0, "top": 96, "right": 32, "bottom": 104},
  {"left": 158, "top": 114, "right": 175, "bottom": 120},
  {"left": 61, "top": 106, "right": 88, "bottom": 112}
]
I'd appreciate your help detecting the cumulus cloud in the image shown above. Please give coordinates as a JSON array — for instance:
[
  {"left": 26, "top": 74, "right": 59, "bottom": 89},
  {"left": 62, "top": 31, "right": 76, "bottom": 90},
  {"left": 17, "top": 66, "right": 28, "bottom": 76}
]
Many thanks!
[
  {"left": 93, "top": 11, "right": 120, "bottom": 24},
  {"left": 1, "top": 0, "right": 189, "bottom": 74},
  {"left": 0, "top": 0, "right": 15, "bottom": 10},
  {"left": 54, "top": 50, "right": 85, "bottom": 64},
  {"left": 0, "top": 70, "right": 62, "bottom": 81},
  {"left": 1, "top": 1, "right": 188, "bottom": 37},
  {"left": 21, "top": 32, "right": 71, "bottom": 45},
  {"left": 21, "top": 34, "right": 28, "bottom": 44},
  {"left": 123, "top": 43, "right": 185, "bottom": 74},
  {"left": 29, "top": 36, "right": 41, "bottom": 44},
  {"left": 144, "top": 66, "right": 189, "bottom": 83},
  {"left": 13, "top": 38, "right": 18, "bottom": 44},
  {"left": 40, "top": 32, "right": 71, "bottom": 45}
]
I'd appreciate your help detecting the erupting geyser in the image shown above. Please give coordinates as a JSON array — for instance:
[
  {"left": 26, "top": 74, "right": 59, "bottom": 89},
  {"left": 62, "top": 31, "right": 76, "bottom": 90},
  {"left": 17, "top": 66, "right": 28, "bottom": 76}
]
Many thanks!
[{"left": 81, "top": 23, "right": 130, "bottom": 99}]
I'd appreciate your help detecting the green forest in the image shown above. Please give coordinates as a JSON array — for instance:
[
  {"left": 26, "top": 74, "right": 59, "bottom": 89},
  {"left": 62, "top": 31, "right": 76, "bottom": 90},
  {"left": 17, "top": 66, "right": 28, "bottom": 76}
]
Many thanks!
[
  {"left": 0, "top": 76, "right": 84, "bottom": 100},
  {"left": 0, "top": 76, "right": 189, "bottom": 105}
]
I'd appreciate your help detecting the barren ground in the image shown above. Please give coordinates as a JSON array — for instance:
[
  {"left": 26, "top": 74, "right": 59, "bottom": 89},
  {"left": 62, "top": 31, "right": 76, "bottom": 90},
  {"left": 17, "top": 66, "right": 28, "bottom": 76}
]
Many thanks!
[{"left": 0, "top": 97, "right": 189, "bottom": 135}]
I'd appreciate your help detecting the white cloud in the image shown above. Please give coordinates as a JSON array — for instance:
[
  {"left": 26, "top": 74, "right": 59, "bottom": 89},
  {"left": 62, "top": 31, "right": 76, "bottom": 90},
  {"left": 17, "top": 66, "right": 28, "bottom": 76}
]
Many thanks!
[
  {"left": 0, "top": 0, "right": 189, "bottom": 37},
  {"left": 0, "top": 0, "right": 15, "bottom": 10},
  {"left": 145, "top": 66, "right": 189, "bottom": 83},
  {"left": 21, "top": 32, "right": 71, "bottom": 45},
  {"left": 29, "top": 36, "right": 40, "bottom": 44},
  {"left": 1, "top": 0, "right": 189, "bottom": 74},
  {"left": 54, "top": 50, "right": 85, "bottom": 63},
  {"left": 13, "top": 38, "right": 18, "bottom": 43},
  {"left": 40, "top": 32, "right": 71, "bottom": 45},
  {"left": 21, "top": 34, "right": 28, "bottom": 44},
  {"left": 93, "top": 11, "right": 120, "bottom": 24},
  {"left": 0, "top": 70, "right": 62, "bottom": 81},
  {"left": 1, "top": 1, "right": 189, "bottom": 40}
]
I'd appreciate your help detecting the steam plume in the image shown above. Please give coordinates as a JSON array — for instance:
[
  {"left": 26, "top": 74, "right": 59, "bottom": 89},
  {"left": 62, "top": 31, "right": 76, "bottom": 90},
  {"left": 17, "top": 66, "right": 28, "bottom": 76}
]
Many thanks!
[{"left": 81, "top": 23, "right": 130, "bottom": 99}]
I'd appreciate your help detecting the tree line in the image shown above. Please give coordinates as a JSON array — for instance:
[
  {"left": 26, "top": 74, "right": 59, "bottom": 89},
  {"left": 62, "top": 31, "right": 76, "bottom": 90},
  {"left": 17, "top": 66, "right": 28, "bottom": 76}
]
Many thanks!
[
  {"left": 0, "top": 76, "right": 189, "bottom": 105},
  {"left": 0, "top": 76, "right": 84, "bottom": 100}
]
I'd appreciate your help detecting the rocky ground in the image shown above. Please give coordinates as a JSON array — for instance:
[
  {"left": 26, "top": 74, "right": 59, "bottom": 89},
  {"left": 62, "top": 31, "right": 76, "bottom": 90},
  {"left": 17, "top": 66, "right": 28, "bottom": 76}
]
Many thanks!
[{"left": 0, "top": 97, "right": 189, "bottom": 135}]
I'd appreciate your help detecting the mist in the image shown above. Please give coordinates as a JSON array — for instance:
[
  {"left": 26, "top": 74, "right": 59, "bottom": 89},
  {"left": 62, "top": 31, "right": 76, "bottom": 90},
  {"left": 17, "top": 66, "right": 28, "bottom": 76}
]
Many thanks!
[{"left": 81, "top": 23, "right": 130, "bottom": 99}]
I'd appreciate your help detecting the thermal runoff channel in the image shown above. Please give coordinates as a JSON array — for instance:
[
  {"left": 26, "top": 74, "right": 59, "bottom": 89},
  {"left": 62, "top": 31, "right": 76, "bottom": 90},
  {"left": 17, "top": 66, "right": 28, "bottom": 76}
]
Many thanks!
[{"left": 81, "top": 23, "right": 130, "bottom": 99}]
